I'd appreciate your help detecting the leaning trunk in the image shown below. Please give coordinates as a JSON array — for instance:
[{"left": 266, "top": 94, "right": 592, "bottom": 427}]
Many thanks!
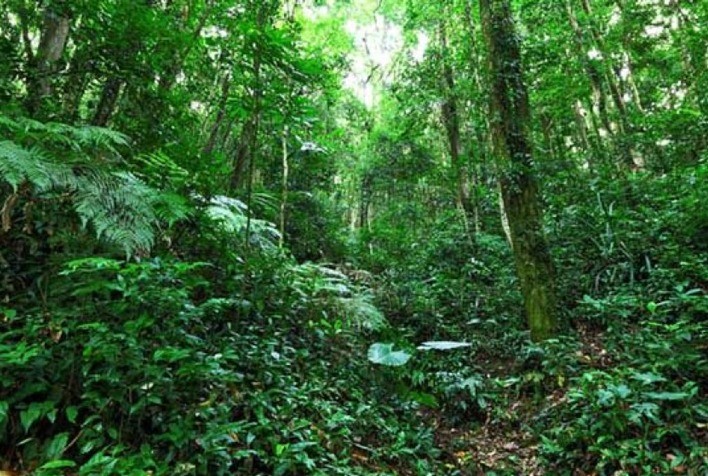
[{"left": 480, "top": 0, "right": 557, "bottom": 341}]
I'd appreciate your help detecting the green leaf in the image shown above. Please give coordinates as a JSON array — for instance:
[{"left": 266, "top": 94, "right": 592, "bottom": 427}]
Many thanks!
[
  {"left": 66, "top": 406, "right": 78, "bottom": 424},
  {"left": 39, "top": 459, "right": 76, "bottom": 470},
  {"left": 643, "top": 391, "right": 690, "bottom": 401},
  {"left": 408, "top": 391, "right": 438, "bottom": 408},
  {"left": 612, "top": 384, "right": 632, "bottom": 399},
  {"left": 275, "top": 443, "right": 288, "bottom": 456},
  {"left": 631, "top": 372, "right": 666, "bottom": 385},
  {"left": 0, "top": 401, "right": 8, "bottom": 434},
  {"left": 367, "top": 343, "right": 411, "bottom": 366},
  {"left": 44, "top": 433, "right": 69, "bottom": 459},
  {"left": 1, "top": 308, "right": 16, "bottom": 319},
  {"left": 20, "top": 402, "right": 46, "bottom": 433}
]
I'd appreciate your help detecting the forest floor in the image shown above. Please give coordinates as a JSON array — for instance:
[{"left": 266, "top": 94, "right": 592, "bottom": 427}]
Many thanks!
[{"left": 425, "top": 324, "right": 613, "bottom": 475}]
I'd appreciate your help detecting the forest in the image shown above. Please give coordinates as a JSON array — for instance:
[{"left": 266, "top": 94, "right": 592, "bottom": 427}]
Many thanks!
[{"left": 0, "top": 0, "right": 706, "bottom": 474}]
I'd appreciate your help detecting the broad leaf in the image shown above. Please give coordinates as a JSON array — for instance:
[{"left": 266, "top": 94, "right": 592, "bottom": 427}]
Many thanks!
[
  {"left": 368, "top": 343, "right": 411, "bottom": 366},
  {"left": 417, "top": 341, "right": 472, "bottom": 351}
]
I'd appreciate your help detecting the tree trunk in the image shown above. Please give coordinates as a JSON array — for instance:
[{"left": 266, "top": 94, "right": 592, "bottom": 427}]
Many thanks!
[
  {"left": 25, "top": 6, "right": 71, "bottom": 116},
  {"left": 439, "top": 17, "right": 472, "bottom": 231},
  {"left": 202, "top": 75, "right": 232, "bottom": 156},
  {"left": 279, "top": 126, "right": 289, "bottom": 248},
  {"left": 231, "top": 116, "right": 259, "bottom": 190},
  {"left": 463, "top": 0, "right": 490, "bottom": 234},
  {"left": 565, "top": 0, "right": 614, "bottom": 138},
  {"left": 158, "top": 2, "right": 213, "bottom": 93},
  {"left": 480, "top": 0, "right": 557, "bottom": 341},
  {"left": 61, "top": 49, "right": 92, "bottom": 122},
  {"left": 576, "top": 0, "right": 639, "bottom": 167},
  {"left": 92, "top": 77, "right": 124, "bottom": 127},
  {"left": 230, "top": 9, "right": 265, "bottom": 191}
]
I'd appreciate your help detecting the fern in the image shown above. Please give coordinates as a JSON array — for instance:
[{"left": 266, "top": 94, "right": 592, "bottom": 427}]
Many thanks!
[
  {"left": 133, "top": 152, "right": 190, "bottom": 188},
  {"left": 204, "top": 195, "right": 281, "bottom": 249},
  {"left": 0, "top": 114, "right": 189, "bottom": 256},
  {"left": 0, "top": 140, "right": 83, "bottom": 192},
  {"left": 287, "top": 262, "right": 388, "bottom": 331},
  {"left": 335, "top": 294, "right": 388, "bottom": 331}
]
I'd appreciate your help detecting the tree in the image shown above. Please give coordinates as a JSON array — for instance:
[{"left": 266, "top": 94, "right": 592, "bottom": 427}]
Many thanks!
[
  {"left": 24, "top": 1, "right": 71, "bottom": 117},
  {"left": 480, "top": 0, "right": 557, "bottom": 341}
]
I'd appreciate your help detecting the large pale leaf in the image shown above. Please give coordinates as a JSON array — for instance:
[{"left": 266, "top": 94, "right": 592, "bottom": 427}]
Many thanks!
[
  {"left": 367, "top": 343, "right": 411, "bottom": 366},
  {"left": 417, "top": 341, "right": 472, "bottom": 351}
]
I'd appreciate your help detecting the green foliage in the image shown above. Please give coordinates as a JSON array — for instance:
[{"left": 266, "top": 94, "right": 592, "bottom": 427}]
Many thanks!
[
  {"left": 1, "top": 254, "right": 443, "bottom": 474},
  {"left": 0, "top": 115, "right": 189, "bottom": 256},
  {"left": 538, "top": 338, "right": 706, "bottom": 473},
  {"left": 1, "top": 0, "right": 707, "bottom": 474}
]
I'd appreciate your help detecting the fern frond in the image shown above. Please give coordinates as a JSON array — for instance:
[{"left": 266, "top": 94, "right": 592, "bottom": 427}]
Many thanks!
[
  {"left": 66, "top": 124, "right": 130, "bottom": 152},
  {"left": 0, "top": 115, "right": 187, "bottom": 257},
  {"left": 284, "top": 262, "right": 388, "bottom": 331},
  {"left": 153, "top": 192, "right": 192, "bottom": 226},
  {"left": 335, "top": 294, "right": 388, "bottom": 331},
  {"left": 134, "top": 152, "right": 189, "bottom": 187},
  {"left": 74, "top": 172, "right": 161, "bottom": 254},
  {"left": 252, "top": 192, "right": 279, "bottom": 214},
  {"left": 205, "top": 195, "right": 281, "bottom": 249},
  {"left": 0, "top": 140, "right": 74, "bottom": 191},
  {"left": 0, "top": 114, "right": 18, "bottom": 131}
]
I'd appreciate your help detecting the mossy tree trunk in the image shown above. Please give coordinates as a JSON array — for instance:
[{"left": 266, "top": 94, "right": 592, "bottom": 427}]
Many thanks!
[{"left": 480, "top": 0, "right": 557, "bottom": 341}]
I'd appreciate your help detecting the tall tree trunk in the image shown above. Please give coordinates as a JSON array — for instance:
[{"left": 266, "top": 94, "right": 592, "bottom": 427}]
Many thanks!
[
  {"left": 25, "top": 5, "right": 71, "bottom": 116},
  {"left": 463, "top": 0, "right": 490, "bottom": 234},
  {"left": 230, "top": 8, "right": 266, "bottom": 191},
  {"left": 61, "top": 48, "right": 92, "bottom": 122},
  {"left": 572, "top": 100, "right": 592, "bottom": 153},
  {"left": 158, "top": 2, "right": 213, "bottom": 93},
  {"left": 565, "top": 0, "right": 614, "bottom": 138},
  {"left": 480, "top": 0, "right": 558, "bottom": 341},
  {"left": 576, "top": 0, "right": 639, "bottom": 167},
  {"left": 279, "top": 126, "right": 289, "bottom": 248},
  {"left": 231, "top": 115, "right": 259, "bottom": 190},
  {"left": 439, "top": 17, "right": 472, "bottom": 231}
]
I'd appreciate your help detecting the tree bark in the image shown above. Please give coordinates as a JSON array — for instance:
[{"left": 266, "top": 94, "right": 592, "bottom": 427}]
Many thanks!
[
  {"left": 439, "top": 17, "right": 472, "bottom": 231},
  {"left": 25, "top": 5, "right": 71, "bottom": 116},
  {"left": 565, "top": 0, "right": 614, "bottom": 138},
  {"left": 480, "top": 0, "right": 558, "bottom": 341},
  {"left": 577, "top": 0, "right": 640, "bottom": 167},
  {"left": 92, "top": 77, "right": 124, "bottom": 127},
  {"left": 158, "top": 2, "right": 213, "bottom": 93},
  {"left": 61, "top": 49, "right": 92, "bottom": 122},
  {"left": 462, "top": 0, "right": 490, "bottom": 234}
]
